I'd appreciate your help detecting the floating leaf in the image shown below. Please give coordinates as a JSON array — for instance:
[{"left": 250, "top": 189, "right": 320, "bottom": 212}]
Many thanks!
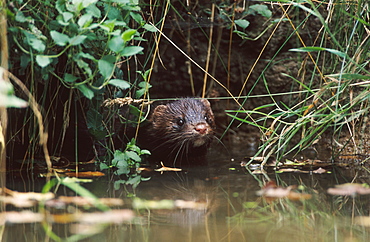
[
  {"left": 64, "top": 171, "right": 105, "bottom": 178},
  {"left": 256, "top": 181, "right": 312, "bottom": 201},
  {"left": 327, "top": 183, "right": 370, "bottom": 196},
  {"left": 154, "top": 162, "right": 182, "bottom": 172}
]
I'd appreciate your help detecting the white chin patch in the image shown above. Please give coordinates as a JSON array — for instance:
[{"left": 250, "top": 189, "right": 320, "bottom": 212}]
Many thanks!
[{"left": 193, "top": 139, "right": 206, "bottom": 147}]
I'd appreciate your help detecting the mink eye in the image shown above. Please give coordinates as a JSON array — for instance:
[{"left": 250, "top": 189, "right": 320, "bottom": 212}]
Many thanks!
[
  {"left": 204, "top": 115, "right": 211, "bottom": 123},
  {"left": 176, "top": 118, "right": 185, "bottom": 126}
]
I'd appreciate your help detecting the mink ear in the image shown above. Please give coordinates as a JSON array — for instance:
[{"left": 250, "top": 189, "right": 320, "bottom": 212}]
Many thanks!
[
  {"left": 151, "top": 105, "right": 168, "bottom": 122},
  {"left": 199, "top": 99, "right": 211, "bottom": 108}
]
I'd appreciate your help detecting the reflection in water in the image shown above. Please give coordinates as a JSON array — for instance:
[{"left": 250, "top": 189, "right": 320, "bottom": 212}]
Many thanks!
[{"left": 2, "top": 151, "right": 370, "bottom": 241}]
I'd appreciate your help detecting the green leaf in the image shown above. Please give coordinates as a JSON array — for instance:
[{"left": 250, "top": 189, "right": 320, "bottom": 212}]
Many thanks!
[
  {"left": 233, "top": 30, "right": 249, "bottom": 39},
  {"left": 122, "top": 29, "right": 137, "bottom": 42},
  {"left": 79, "top": 0, "right": 98, "bottom": 9},
  {"left": 0, "top": 94, "right": 28, "bottom": 108},
  {"left": 101, "top": 20, "right": 116, "bottom": 32},
  {"left": 15, "top": 11, "right": 28, "bottom": 23},
  {"left": 249, "top": 4, "right": 272, "bottom": 18},
  {"left": 69, "top": 35, "right": 87, "bottom": 45},
  {"left": 78, "top": 13, "right": 93, "bottom": 28},
  {"left": 130, "top": 12, "right": 143, "bottom": 25},
  {"left": 326, "top": 73, "right": 370, "bottom": 80},
  {"left": 76, "top": 84, "right": 94, "bottom": 99},
  {"left": 135, "top": 81, "right": 152, "bottom": 98},
  {"left": 143, "top": 23, "right": 157, "bottom": 32},
  {"left": 24, "top": 31, "right": 46, "bottom": 52},
  {"left": 100, "top": 163, "right": 109, "bottom": 170},
  {"left": 0, "top": 82, "right": 28, "bottom": 108},
  {"left": 29, "top": 38, "right": 45, "bottom": 52},
  {"left": 125, "top": 151, "right": 141, "bottom": 162},
  {"left": 78, "top": 52, "right": 95, "bottom": 60},
  {"left": 86, "top": 108, "right": 103, "bottom": 130},
  {"left": 108, "top": 79, "right": 130, "bottom": 89},
  {"left": 86, "top": 4, "right": 101, "bottom": 18},
  {"left": 50, "top": 30, "right": 70, "bottom": 46},
  {"left": 62, "top": 12, "right": 74, "bottom": 22},
  {"left": 98, "top": 55, "right": 116, "bottom": 79},
  {"left": 126, "top": 175, "right": 142, "bottom": 189},
  {"left": 121, "top": 46, "right": 143, "bottom": 57},
  {"left": 290, "top": 47, "right": 347, "bottom": 58},
  {"left": 75, "top": 58, "right": 92, "bottom": 76},
  {"left": 64, "top": 73, "right": 78, "bottom": 83},
  {"left": 20, "top": 54, "right": 30, "bottom": 70},
  {"left": 108, "top": 36, "right": 124, "bottom": 53},
  {"left": 36, "top": 55, "right": 52, "bottom": 67},
  {"left": 140, "top": 149, "right": 151, "bottom": 155},
  {"left": 234, "top": 19, "right": 250, "bottom": 29}
]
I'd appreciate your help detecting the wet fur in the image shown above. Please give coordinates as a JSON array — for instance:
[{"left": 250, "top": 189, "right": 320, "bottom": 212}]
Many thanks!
[{"left": 143, "top": 98, "right": 215, "bottom": 163}]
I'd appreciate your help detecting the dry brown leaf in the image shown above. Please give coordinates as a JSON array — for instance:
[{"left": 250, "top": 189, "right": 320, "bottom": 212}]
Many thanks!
[
  {"left": 51, "top": 209, "right": 135, "bottom": 224},
  {"left": 256, "top": 181, "right": 311, "bottom": 201},
  {"left": 175, "top": 200, "right": 208, "bottom": 210},
  {"left": 312, "top": 167, "right": 328, "bottom": 174},
  {"left": 355, "top": 216, "right": 370, "bottom": 227},
  {"left": 64, "top": 171, "right": 105, "bottom": 178},
  {"left": 327, "top": 183, "right": 370, "bottom": 196},
  {"left": 154, "top": 162, "right": 182, "bottom": 172},
  {"left": 51, "top": 196, "right": 124, "bottom": 207},
  {"left": 2, "top": 211, "right": 44, "bottom": 223},
  {"left": 278, "top": 168, "right": 309, "bottom": 173}
]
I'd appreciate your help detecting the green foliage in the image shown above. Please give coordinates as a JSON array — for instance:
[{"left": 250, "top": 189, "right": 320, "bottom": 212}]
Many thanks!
[
  {"left": 100, "top": 139, "right": 151, "bottom": 190},
  {"left": 0, "top": 80, "right": 27, "bottom": 108},
  {"left": 7, "top": 0, "right": 157, "bottom": 163},
  {"left": 228, "top": 0, "right": 370, "bottom": 163},
  {"left": 216, "top": 3, "right": 274, "bottom": 40},
  {"left": 8, "top": 0, "right": 155, "bottom": 99}
]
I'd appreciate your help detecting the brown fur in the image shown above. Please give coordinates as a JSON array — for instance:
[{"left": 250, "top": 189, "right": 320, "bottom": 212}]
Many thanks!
[{"left": 142, "top": 98, "right": 215, "bottom": 163}]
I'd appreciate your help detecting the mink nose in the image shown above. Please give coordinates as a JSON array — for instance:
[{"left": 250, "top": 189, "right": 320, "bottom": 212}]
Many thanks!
[{"left": 195, "top": 123, "right": 208, "bottom": 134}]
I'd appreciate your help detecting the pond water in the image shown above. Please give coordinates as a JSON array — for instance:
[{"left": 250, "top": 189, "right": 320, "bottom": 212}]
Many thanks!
[{"left": 3, "top": 143, "right": 370, "bottom": 242}]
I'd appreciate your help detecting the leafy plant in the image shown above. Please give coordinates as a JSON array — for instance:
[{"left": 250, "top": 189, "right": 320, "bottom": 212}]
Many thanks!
[
  {"left": 227, "top": 0, "right": 370, "bottom": 164},
  {"left": 7, "top": 0, "right": 156, "bottom": 161},
  {"left": 0, "top": 79, "right": 27, "bottom": 108},
  {"left": 100, "top": 138, "right": 151, "bottom": 190}
]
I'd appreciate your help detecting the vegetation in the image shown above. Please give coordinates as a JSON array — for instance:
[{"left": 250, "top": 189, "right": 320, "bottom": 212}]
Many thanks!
[
  {"left": 5, "top": 0, "right": 155, "bottom": 166},
  {"left": 226, "top": 0, "right": 370, "bottom": 164},
  {"left": 2, "top": 1, "right": 370, "bottom": 241},
  {"left": 1, "top": 0, "right": 368, "bottom": 183}
]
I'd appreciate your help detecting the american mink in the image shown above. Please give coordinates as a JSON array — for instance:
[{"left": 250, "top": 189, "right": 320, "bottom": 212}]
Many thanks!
[{"left": 140, "top": 98, "right": 216, "bottom": 163}]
